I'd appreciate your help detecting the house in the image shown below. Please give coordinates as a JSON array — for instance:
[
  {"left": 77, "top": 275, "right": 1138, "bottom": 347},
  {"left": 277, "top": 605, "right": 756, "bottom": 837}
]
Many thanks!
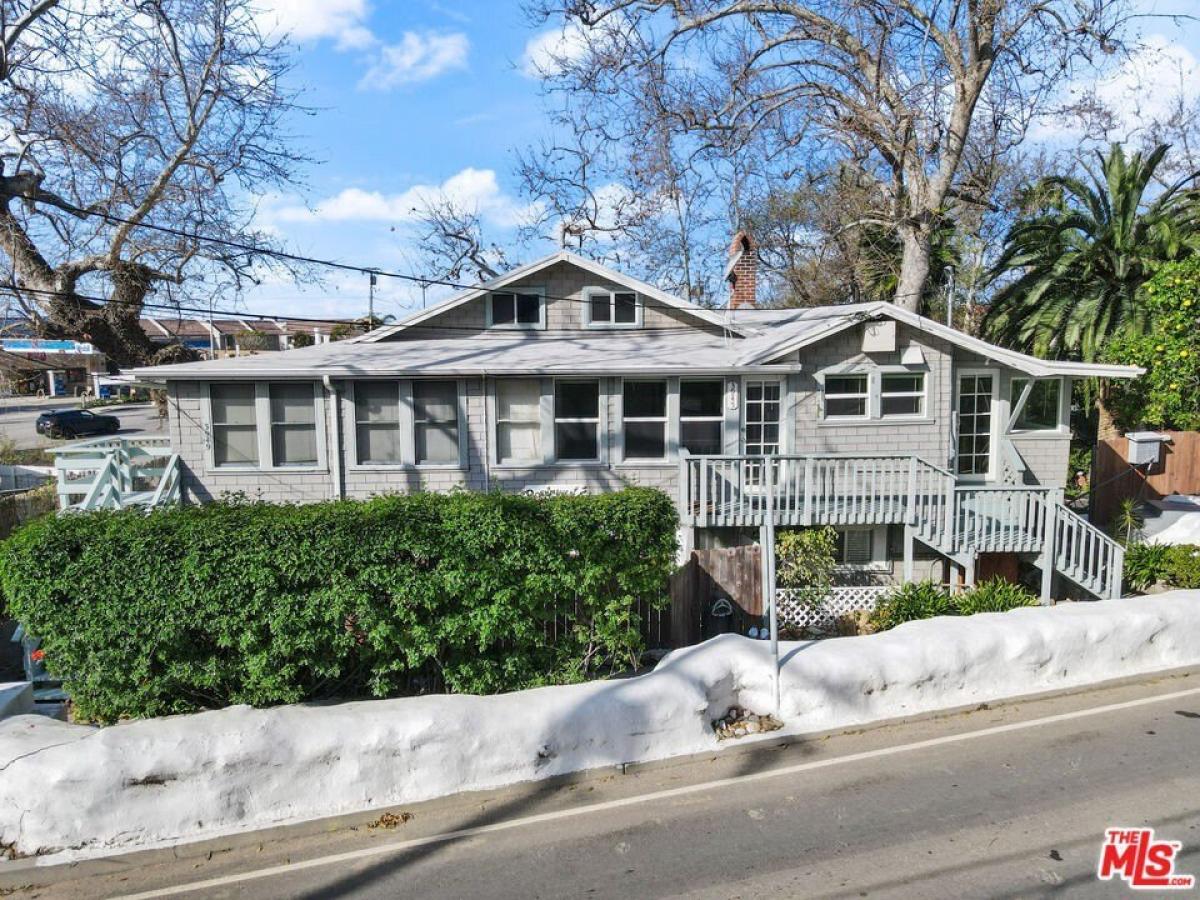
[
  {"left": 130, "top": 239, "right": 1142, "bottom": 602},
  {"left": 140, "top": 317, "right": 355, "bottom": 358}
]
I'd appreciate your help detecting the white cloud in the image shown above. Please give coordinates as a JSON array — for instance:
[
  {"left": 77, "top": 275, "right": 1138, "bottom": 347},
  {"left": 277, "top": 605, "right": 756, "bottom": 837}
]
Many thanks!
[
  {"left": 358, "top": 31, "right": 469, "bottom": 90},
  {"left": 254, "top": 0, "right": 370, "bottom": 47},
  {"left": 521, "top": 22, "right": 592, "bottom": 78},
  {"left": 1031, "top": 35, "right": 1198, "bottom": 143},
  {"left": 269, "top": 167, "right": 535, "bottom": 229}
]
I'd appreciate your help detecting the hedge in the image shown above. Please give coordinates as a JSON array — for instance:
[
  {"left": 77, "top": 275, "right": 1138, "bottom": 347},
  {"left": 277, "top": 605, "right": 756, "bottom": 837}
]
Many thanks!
[{"left": 0, "top": 488, "right": 678, "bottom": 723}]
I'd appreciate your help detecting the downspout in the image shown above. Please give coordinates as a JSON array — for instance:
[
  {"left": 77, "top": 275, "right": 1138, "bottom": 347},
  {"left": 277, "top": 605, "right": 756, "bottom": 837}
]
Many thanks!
[
  {"left": 481, "top": 370, "right": 491, "bottom": 491},
  {"left": 323, "top": 375, "right": 344, "bottom": 500}
]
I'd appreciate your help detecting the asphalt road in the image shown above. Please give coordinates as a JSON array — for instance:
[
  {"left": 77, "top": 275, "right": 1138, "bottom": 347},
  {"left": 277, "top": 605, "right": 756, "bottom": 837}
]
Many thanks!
[
  {"left": 0, "top": 398, "right": 164, "bottom": 449},
  {"left": 9, "top": 670, "right": 1200, "bottom": 900}
]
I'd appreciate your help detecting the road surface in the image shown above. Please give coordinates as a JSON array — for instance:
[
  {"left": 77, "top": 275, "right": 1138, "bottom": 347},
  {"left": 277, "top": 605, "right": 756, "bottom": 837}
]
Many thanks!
[
  {"left": 5, "top": 671, "right": 1200, "bottom": 899},
  {"left": 0, "top": 398, "right": 163, "bottom": 449}
]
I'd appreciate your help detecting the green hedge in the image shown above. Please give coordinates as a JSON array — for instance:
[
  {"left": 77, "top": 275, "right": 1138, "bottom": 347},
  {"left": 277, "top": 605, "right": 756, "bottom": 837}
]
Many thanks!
[
  {"left": 869, "top": 578, "right": 1037, "bottom": 632},
  {"left": 0, "top": 488, "right": 677, "bottom": 722}
]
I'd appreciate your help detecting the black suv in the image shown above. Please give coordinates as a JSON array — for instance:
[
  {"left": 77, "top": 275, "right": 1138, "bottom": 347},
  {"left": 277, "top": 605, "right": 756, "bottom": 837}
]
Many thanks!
[{"left": 35, "top": 408, "right": 121, "bottom": 439}]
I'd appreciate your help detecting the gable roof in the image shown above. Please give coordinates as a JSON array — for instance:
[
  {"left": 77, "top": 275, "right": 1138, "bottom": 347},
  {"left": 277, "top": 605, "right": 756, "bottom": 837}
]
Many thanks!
[
  {"left": 737, "top": 301, "right": 1143, "bottom": 380},
  {"left": 356, "top": 250, "right": 751, "bottom": 341}
]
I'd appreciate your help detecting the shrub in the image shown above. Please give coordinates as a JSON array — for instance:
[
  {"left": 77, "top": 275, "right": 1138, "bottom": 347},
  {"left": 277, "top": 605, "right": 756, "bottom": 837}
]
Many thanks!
[
  {"left": 1124, "top": 542, "right": 1169, "bottom": 593},
  {"left": 954, "top": 578, "right": 1038, "bottom": 616},
  {"left": 1162, "top": 544, "right": 1200, "bottom": 589},
  {"left": 0, "top": 488, "right": 677, "bottom": 723},
  {"left": 775, "top": 526, "right": 837, "bottom": 616},
  {"left": 868, "top": 581, "right": 955, "bottom": 632}
]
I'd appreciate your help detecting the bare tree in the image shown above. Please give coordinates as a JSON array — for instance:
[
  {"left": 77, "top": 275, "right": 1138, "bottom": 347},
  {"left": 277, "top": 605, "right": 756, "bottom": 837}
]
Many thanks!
[
  {"left": 0, "top": 0, "right": 305, "bottom": 365},
  {"left": 528, "top": 0, "right": 1129, "bottom": 312},
  {"left": 411, "top": 197, "right": 513, "bottom": 283}
]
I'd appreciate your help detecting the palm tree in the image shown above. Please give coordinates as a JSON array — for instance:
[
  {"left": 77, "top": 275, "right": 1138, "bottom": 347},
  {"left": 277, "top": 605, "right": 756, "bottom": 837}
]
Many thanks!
[{"left": 984, "top": 144, "right": 1200, "bottom": 361}]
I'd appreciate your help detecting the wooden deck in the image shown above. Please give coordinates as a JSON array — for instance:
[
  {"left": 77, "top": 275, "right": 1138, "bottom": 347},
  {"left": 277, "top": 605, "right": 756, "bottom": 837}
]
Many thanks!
[{"left": 679, "top": 453, "right": 1124, "bottom": 600}]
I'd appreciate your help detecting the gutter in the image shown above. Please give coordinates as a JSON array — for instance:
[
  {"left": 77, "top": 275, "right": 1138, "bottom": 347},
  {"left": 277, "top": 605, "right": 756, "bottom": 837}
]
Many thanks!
[{"left": 128, "top": 364, "right": 804, "bottom": 381}]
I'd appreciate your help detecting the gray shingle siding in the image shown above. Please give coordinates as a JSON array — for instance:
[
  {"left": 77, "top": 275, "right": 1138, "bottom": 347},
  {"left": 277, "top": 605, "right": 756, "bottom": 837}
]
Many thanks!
[{"left": 166, "top": 320, "right": 1072, "bottom": 510}]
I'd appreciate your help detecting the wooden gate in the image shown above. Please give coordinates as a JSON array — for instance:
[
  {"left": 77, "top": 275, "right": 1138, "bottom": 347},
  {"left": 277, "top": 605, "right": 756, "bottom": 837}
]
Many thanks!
[{"left": 668, "top": 545, "right": 762, "bottom": 647}]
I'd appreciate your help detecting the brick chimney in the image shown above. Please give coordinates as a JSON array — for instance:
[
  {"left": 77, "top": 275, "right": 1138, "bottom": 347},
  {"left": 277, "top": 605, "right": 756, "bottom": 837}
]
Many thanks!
[{"left": 725, "top": 229, "right": 757, "bottom": 309}]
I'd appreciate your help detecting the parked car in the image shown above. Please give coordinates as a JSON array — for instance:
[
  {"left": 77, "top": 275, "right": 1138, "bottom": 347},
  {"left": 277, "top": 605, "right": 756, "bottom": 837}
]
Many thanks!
[{"left": 35, "top": 408, "right": 121, "bottom": 439}]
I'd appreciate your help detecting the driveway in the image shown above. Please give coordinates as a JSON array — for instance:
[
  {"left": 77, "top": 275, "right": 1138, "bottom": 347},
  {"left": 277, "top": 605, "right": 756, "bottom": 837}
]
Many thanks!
[{"left": 0, "top": 398, "right": 165, "bottom": 450}]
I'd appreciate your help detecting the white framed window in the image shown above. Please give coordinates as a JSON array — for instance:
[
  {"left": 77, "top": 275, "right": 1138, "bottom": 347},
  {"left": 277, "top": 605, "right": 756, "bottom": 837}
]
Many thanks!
[
  {"left": 679, "top": 380, "right": 724, "bottom": 455},
  {"left": 622, "top": 380, "right": 667, "bottom": 459},
  {"left": 880, "top": 372, "right": 926, "bottom": 418},
  {"left": 554, "top": 379, "right": 601, "bottom": 461},
  {"left": 496, "top": 379, "right": 543, "bottom": 464},
  {"left": 413, "top": 380, "right": 460, "bottom": 464},
  {"left": 583, "top": 288, "right": 640, "bottom": 328},
  {"left": 268, "top": 383, "right": 318, "bottom": 467},
  {"left": 823, "top": 374, "right": 870, "bottom": 420},
  {"left": 743, "top": 379, "right": 781, "bottom": 456},
  {"left": 833, "top": 527, "right": 887, "bottom": 568},
  {"left": 487, "top": 289, "right": 545, "bottom": 329},
  {"left": 354, "top": 381, "right": 402, "bottom": 465},
  {"left": 210, "top": 383, "right": 258, "bottom": 467},
  {"left": 1009, "top": 377, "right": 1062, "bottom": 431}
]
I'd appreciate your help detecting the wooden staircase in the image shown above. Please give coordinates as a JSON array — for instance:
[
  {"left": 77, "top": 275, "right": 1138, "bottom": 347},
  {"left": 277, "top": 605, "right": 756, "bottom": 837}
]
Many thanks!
[{"left": 679, "top": 452, "right": 1124, "bottom": 600}]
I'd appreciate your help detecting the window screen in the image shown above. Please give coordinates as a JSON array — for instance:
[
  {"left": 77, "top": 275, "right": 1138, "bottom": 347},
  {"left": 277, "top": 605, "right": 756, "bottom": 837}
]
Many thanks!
[
  {"left": 211, "top": 384, "right": 258, "bottom": 467},
  {"left": 269, "top": 383, "right": 318, "bottom": 467}
]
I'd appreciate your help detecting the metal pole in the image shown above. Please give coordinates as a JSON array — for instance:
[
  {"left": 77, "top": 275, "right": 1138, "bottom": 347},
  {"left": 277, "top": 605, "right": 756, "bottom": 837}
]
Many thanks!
[
  {"left": 945, "top": 267, "right": 955, "bottom": 330},
  {"left": 764, "top": 456, "right": 780, "bottom": 717}
]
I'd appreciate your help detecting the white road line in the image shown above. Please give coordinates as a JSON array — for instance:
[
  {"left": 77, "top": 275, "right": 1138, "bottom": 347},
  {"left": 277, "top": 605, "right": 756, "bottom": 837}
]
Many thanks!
[{"left": 115, "top": 683, "right": 1200, "bottom": 899}]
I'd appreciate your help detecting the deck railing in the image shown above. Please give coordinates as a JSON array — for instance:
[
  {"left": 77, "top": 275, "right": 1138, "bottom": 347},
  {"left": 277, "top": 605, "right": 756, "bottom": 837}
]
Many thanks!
[
  {"left": 680, "top": 452, "right": 1123, "bottom": 599},
  {"left": 52, "top": 436, "right": 181, "bottom": 511}
]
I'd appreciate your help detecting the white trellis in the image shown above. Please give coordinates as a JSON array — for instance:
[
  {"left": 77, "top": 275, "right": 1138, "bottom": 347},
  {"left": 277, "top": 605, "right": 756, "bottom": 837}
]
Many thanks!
[{"left": 776, "top": 585, "right": 893, "bottom": 631}]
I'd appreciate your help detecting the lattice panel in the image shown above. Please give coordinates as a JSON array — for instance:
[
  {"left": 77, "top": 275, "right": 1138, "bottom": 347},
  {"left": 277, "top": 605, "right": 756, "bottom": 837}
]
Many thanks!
[{"left": 776, "top": 586, "right": 892, "bottom": 630}]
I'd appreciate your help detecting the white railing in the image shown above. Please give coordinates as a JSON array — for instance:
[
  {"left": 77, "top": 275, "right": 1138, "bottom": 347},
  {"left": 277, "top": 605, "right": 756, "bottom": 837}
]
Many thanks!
[
  {"left": 680, "top": 453, "right": 955, "bottom": 530},
  {"left": 1053, "top": 506, "right": 1125, "bottom": 599},
  {"left": 52, "top": 436, "right": 181, "bottom": 512},
  {"left": 681, "top": 452, "right": 1124, "bottom": 600}
]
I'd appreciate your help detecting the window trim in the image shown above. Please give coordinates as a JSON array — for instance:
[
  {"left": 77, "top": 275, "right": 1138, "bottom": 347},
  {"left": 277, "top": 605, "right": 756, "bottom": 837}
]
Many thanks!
[
  {"left": 552, "top": 377, "right": 604, "bottom": 463},
  {"left": 486, "top": 287, "right": 546, "bottom": 330},
  {"left": 879, "top": 370, "right": 928, "bottom": 420},
  {"left": 582, "top": 286, "right": 642, "bottom": 329},
  {"left": 619, "top": 377, "right": 670, "bottom": 462},
  {"left": 820, "top": 371, "right": 871, "bottom": 422},
  {"left": 204, "top": 381, "right": 327, "bottom": 474}
]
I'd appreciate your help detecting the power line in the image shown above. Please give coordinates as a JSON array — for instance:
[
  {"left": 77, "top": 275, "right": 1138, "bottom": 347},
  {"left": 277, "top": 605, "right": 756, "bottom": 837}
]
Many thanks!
[{"left": 22, "top": 198, "right": 726, "bottom": 315}]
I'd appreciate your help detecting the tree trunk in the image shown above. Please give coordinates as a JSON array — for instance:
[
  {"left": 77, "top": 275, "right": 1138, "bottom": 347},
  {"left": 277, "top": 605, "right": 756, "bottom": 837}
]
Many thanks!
[{"left": 894, "top": 223, "right": 932, "bottom": 313}]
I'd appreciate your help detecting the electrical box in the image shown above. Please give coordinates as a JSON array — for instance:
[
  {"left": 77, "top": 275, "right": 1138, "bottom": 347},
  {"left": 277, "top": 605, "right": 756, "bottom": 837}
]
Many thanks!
[
  {"left": 1126, "top": 432, "right": 1170, "bottom": 466},
  {"left": 862, "top": 320, "right": 896, "bottom": 353}
]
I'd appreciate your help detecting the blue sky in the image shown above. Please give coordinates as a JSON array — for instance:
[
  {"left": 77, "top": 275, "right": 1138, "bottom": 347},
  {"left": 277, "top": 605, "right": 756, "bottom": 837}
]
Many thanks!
[{"left": 243, "top": 0, "right": 1200, "bottom": 323}]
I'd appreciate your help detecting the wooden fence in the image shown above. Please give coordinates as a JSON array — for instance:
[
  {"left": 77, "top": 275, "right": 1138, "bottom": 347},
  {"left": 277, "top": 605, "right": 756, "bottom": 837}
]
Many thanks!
[
  {"left": 1093, "top": 431, "right": 1200, "bottom": 527},
  {"left": 0, "top": 484, "right": 56, "bottom": 541}
]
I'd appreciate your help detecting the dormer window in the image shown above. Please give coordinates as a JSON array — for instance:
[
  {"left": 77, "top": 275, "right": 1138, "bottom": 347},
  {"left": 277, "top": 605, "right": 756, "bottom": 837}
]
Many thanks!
[
  {"left": 488, "top": 289, "right": 545, "bottom": 329},
  {"left": 583, "top": 288, "right": 640, "bottom": 328}
]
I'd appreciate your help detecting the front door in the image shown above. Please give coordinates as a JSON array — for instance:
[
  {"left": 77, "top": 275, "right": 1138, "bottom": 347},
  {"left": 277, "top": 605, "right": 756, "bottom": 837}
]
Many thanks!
[{"left": 955, "top": 371, "right": 996, "bottom": 479}]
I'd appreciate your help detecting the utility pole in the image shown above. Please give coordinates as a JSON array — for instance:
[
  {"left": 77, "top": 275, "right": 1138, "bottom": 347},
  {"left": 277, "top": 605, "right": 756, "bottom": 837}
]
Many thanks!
[{"left": 368, "top": 271, "right": 377, "bottom": 327}]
